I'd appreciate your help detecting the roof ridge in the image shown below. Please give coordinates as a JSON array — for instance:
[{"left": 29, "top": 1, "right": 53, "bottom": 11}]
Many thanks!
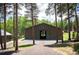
[{"left": 25, "top": 23, "right": 61, "bottom": 30}]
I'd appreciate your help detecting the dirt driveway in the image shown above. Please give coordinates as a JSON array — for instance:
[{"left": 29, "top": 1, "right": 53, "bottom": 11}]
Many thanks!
[
  {"left": 12, "top": 40, "right": 62, "bottom": 55},
  {"left": 0, "top": 40, "right": 75, "bottom": 55}
]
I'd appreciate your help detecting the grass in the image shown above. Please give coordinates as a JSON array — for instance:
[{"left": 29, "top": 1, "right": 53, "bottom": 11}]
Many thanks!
[
  {"left": 45, "top": 43, "right": 76, "bottom": 54},
  {"left": 19, "top": 44, "right": 33, "bottom": 48},
  {"left": 63, "top": 32, "right": 69, "bottom": 41},
  {"left": 45, "top": 43, "right": 71, "bottom": 47},
  {"left": 63, "top": 31, "right": 77, "bottom": 41}
]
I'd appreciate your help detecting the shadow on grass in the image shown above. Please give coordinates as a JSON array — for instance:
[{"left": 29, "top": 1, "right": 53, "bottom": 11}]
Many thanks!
[
  {"left": 19, "top": 44, "right": 33, "bottom": 48},
  {"left": 0, "top": 50, "right": 15, "bottom": 55},
  {"left": 73, "top": 43, "right": 79, "bottom": 54},
  {"left": 44, "top": 43, "right": 71, "bottom": 47}
]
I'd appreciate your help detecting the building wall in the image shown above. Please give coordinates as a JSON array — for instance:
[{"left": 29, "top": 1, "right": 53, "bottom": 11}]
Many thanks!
[
  {"left": 0, "top": 35, "right": 12, "bottom": 44},
  {"left": 25, "top": 24, "right": 63, "bottom": 40}
]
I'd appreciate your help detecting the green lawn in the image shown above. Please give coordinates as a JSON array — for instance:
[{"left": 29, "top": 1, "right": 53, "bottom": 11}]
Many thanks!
[
  {"left": 63, "top": 32, "right": 77, "bottom": 41},
  {"left": 19, "top": 44, "right": 33, "bottom": 48},
  {"left": 63, "top": 32, "right": 69, "bottom": 41}
]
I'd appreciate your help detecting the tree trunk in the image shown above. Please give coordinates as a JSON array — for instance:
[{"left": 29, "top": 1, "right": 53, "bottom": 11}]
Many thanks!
[
  {"left": 14, "top": 3, "right": 18, "bottom": 52},
  {"left": 34, "top": 19, "right": 37, "bottom": 25},
  {"left": 67, "top": 3, "right": 71, "bottom": 41},
  {"left": 55, "top": 3, "right": 57, "bottom": 27},
  {"left": 13, "top": 4, "right": 16, "bottom": 47},
  {"left": 75, "top": 4, "right": 79, "bottom": 40},
  {"left": 3, "top": 3, "right": 7, "bottom": 49},
  {"left": 60, "top": 3, "right": 63, "bottom": 43},
  {"left": 0, "top": 21, "right": 3, "bottom": 49},
  {"left": 72, "top": 26, "right": 75, "bottom": 39},
  {"left": 54, "top": 3, "right": 58, "bottom": 43},
  {"left": 31, "top": 3, "right": 35, "bottom": 45}
]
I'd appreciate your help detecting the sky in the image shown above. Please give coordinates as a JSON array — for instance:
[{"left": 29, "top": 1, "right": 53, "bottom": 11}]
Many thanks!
[
  {"left": 37, "top": 3, "right": 48, "bottom": 20},
  {"left": 19, "top": 3, "right": 62, "bottom": 22},
  {"left": 37, "top": 3, "right": 62, "bottom": 22},
  {"left": 19, "top": 3, "right": 50, "bottom": 20}
]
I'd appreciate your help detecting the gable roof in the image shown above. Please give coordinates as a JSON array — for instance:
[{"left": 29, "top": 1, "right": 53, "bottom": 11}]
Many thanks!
[
  {"left": 0, "top": 29, "right": 12, "bottom": 36},
  {"left": 25, "top": 23, "right": 61, "bottom": 30}
]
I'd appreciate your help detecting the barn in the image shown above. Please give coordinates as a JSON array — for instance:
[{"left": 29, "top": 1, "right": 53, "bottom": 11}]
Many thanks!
[{"left": 25, "top": 23, "right": 63, "bottom": 40}]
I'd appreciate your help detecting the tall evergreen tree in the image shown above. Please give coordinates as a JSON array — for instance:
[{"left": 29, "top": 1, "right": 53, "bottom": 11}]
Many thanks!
[
  {"left": 75, "top": 4, "right": 78, "bottom": 40},
  {"left": 13, "top": 3, "right": 18, "bottom": 51},
  {"left": 0, "top": 4, "right": 4, "bottom": 49},
  {"left": 67, "top": 3, "right": 71, "bottom": 41},
  {"left": 25, "top": 3, "right": 39, "bottom": 45},
  {"left": 59, "top": 3, "right": 63, "bottom": 43},
  {"left": 54, "top": 3, "right": 58, "bottom": 27},
  {"left": 3, "top": 3, "right": 7, "bottom": 49},
  {"left": 45, "top": 3, "right": 59, "bottom": 43}
]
